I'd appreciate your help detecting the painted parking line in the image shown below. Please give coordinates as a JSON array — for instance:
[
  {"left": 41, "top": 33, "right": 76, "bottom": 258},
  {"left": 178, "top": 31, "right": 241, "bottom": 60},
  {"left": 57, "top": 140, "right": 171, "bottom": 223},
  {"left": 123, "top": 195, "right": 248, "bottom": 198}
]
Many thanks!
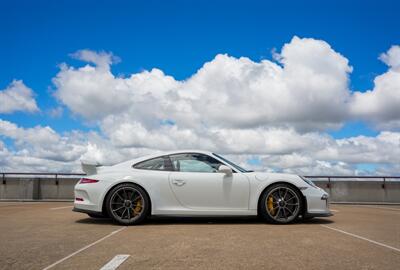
[
  {"left": 42, "top": 227, "right": 127, "bottom": 270},
  {"left": 330, "top": 209, "right": 339, "bottom": 212},
  {"left": 100, "top": 255, "right": 130, "bottom": 270},
  {"left": 49, "top": 205, "right": 73, "bottom": 210},
  {"left": 321, "top": 225, "right": 400, "bottom": 253}
]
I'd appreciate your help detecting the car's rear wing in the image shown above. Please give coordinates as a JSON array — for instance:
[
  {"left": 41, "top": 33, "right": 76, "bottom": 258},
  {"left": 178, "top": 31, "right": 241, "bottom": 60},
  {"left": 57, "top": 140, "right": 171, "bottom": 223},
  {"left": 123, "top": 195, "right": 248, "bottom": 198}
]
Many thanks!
[{"left": 81, "top": 160, "right": 102, "bottom": 175}]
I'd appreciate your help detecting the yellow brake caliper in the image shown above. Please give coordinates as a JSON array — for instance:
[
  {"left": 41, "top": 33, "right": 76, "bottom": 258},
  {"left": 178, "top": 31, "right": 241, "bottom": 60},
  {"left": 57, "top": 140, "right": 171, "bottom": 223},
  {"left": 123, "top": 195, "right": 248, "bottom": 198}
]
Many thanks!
[
  {"left": 133, "top": 200, "right": 142, "bottom": 216},
  {"left": 267, "top": 195, "right": 275, "bottom": 215}
]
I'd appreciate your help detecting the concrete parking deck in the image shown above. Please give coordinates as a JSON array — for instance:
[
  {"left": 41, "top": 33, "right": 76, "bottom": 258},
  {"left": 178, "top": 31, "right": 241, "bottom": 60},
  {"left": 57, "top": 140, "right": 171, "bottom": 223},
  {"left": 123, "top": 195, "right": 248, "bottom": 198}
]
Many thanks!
[{"left": 0, "top": 203, "right": 399, "bottom": 270}]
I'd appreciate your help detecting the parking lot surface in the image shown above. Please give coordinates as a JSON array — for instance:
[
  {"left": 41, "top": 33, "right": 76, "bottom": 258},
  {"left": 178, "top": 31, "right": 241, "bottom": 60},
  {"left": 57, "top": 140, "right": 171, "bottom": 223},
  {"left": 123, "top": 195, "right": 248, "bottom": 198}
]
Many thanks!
[{"left": 0, "top": 202, "right": 399, "bottom": 270}]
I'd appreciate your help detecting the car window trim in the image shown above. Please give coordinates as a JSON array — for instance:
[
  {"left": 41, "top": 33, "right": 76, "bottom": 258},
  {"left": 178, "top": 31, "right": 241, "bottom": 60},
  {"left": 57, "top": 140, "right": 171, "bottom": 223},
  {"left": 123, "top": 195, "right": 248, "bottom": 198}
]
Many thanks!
[
  {"left": 131, "top": 156, "right": 174, "bottom": 172},
  {"left": 132, "top": 152, "right": 239, "bottom": 173},
  {"left": 168, "top": 152, "right": 239, "bottom": 173}
]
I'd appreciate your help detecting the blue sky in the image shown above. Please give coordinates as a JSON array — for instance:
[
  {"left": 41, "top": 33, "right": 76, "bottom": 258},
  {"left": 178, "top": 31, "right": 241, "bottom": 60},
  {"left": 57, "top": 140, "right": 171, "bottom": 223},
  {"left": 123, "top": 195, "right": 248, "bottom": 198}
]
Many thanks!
[{"left": 0, "top": 0, "right": 399, "bottom": 173}]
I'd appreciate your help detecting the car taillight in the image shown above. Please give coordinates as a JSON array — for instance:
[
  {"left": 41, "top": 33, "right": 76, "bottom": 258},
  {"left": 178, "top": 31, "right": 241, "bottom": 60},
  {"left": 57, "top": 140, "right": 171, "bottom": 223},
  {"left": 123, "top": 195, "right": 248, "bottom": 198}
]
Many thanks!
[
  {"left": 79, "top": 178, "right": 99, "bottom": 184},
  {"left": 75, "top": 197, "right": 84, "bottom": 201}
]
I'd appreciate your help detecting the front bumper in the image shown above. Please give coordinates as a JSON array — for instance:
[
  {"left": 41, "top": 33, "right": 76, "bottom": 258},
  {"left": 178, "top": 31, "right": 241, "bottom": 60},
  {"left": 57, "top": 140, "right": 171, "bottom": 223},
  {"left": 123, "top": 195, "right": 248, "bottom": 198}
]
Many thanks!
[
  {"left": 304, "top": 211, "right": 333, "bottom": 218},
  {"left": 302, "top": 187, "right": 333, "bottom": 218}
]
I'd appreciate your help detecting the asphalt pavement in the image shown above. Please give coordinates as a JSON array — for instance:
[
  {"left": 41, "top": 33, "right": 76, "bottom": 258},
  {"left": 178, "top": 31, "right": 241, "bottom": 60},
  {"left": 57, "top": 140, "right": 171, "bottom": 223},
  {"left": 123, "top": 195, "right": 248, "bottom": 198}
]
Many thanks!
[{"left": 0, "top": 202, "right": 399, "bottom": 270}]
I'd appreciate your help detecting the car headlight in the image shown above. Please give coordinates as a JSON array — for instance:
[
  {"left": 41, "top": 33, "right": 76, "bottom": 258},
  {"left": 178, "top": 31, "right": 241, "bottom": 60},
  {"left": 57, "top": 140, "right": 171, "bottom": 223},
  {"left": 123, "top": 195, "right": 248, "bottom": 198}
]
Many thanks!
[{"left": 300, "top": 176, "right": 318, "bottom": 188}]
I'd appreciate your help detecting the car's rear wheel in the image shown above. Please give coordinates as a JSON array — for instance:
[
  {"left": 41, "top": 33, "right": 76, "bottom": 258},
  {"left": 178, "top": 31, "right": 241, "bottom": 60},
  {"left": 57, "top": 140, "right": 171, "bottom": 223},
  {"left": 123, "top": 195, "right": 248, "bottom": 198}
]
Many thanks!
[
  {"left": 105, "top": 183, "right": 149, "bottom": 225},
  {"left": 259, "top": 183, "right": 303, "bottom": 224}
]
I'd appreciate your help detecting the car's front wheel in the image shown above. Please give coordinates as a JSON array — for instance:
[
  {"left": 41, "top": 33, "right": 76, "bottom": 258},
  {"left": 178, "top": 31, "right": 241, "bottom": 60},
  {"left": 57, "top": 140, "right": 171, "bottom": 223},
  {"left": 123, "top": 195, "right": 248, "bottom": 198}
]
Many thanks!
[
  {"left": 259, "top": 183, "right": 303, "bottom": 224},
  {"left": 105, "top": 183, "right": 149, "bottom": 225}
]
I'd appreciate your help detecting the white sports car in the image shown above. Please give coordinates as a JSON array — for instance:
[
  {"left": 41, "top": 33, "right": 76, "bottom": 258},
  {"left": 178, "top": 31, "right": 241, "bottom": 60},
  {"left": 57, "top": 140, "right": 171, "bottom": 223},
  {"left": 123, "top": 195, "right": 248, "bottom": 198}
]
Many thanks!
[{"left": 73, "top": 150, "right": 332, "bottom": 225}]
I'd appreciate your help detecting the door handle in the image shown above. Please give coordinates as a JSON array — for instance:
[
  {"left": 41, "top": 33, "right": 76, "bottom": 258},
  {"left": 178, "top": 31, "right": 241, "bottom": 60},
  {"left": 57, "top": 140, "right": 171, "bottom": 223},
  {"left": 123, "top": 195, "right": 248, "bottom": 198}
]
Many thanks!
[{"left": 172, "top": 179, "right": 186, "bottom": 186}]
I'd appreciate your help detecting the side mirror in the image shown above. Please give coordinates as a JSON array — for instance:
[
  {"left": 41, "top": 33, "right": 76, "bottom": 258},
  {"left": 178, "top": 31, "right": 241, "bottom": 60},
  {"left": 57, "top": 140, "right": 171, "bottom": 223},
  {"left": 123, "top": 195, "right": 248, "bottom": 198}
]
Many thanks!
[{"left": 218, "top": 165, "right": 232, "bottom": 176}]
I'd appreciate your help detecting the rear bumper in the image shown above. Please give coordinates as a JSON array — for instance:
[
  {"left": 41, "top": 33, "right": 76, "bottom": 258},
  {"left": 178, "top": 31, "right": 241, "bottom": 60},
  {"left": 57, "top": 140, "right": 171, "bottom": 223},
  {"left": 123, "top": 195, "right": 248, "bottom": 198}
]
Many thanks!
[{"left": 74, "top": 179, "right": 112, "bottom": 212}]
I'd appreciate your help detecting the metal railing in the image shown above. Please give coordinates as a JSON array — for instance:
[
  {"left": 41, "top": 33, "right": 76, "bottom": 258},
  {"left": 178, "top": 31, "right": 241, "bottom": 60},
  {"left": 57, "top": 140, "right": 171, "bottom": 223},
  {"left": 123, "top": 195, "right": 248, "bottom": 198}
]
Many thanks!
[{"left": 304, "top": 175, "right": 400, "bottom": 189}]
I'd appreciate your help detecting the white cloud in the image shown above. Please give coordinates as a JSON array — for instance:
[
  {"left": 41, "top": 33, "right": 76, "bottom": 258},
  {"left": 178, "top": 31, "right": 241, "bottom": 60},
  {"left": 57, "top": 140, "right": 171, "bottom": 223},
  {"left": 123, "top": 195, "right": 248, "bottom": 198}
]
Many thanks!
[
  {"left": 53, "top": 40, "right": 400, "bottom": 133},
  {"left": 48, "top": 106, "right": 63, "bottom": 118},
  {"left": 2, "top": 117, "right": 400, "bottom": 175},
  {"left": 71, "top": 49, "right": 120, "bottom": 70},
  {"left": 53, "top": 37, "right": 354, "bottom": 131},
  {"left": 233, "top": 129, "right": 400, "bottom": 175},
  {"left": 350, "top": 45, "right": 400, "bottom": 129},
  {"left": 53, "top": 62, "right": 180, "bottom": 122},
  {"left": 0, "top": 119, "right": 162, "bottom": 172},
  {"left": 175, "top": 36, "right": 352, "bottom": 130},
  {"left": 315, "top": 131, "right": 400, "bottom": 165},
  {"left": 379, "top": 45, "right": 400, "bottom": 69},
  {"left": 0, "top": 80, "right": 39, "bottom": 114},
  {"left": 0, "top": 119, "right": 86, "bottom": 162}
]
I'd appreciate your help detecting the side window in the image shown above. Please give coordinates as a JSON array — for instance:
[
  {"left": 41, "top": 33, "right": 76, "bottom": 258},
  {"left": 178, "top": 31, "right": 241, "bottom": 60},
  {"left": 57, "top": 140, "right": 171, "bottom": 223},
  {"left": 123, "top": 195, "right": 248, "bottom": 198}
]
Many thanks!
[
  {"left": 133, "top": 156, "right": 173, "bottom": 171},
  {"left": 169, "top": 153, "right": 224, "bottom": 173}
]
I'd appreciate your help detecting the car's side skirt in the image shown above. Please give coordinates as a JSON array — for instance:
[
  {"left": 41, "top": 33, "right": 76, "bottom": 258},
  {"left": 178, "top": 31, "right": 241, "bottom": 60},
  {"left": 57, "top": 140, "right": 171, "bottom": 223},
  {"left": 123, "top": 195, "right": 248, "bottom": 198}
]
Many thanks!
[{"left": 152, "top": 209, "right": 257, "bottom": 216}]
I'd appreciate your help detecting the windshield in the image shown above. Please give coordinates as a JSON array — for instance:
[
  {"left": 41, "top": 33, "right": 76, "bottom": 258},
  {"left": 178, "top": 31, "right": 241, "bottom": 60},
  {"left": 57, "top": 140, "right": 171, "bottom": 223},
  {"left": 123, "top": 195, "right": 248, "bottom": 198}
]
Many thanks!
[{"left": 212, "top": 153, "right": 250, "bottom": 173}]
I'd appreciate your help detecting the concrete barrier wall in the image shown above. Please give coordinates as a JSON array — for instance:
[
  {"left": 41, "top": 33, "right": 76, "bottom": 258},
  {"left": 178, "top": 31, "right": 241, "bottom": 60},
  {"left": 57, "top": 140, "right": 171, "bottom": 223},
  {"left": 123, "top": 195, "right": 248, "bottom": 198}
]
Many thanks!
[
  {"left": 314, "top": 180, "right": 400, "bottom": 203},
  {"left": 0, "top": 177, "right": 399, "bottom": 202},
  {"left": 0, "top": 177, "right": 80, "bottom": 200},
  {"left": 0, "top": 178, "right": 37, "bottom": 200}
]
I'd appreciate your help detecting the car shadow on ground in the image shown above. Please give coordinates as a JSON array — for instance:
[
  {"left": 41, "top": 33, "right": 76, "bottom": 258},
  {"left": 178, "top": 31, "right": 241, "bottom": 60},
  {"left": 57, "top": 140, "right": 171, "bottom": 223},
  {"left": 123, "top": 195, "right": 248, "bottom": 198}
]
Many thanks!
[{"left": 75, "top": 216, "right": 334, "bottom": 226}]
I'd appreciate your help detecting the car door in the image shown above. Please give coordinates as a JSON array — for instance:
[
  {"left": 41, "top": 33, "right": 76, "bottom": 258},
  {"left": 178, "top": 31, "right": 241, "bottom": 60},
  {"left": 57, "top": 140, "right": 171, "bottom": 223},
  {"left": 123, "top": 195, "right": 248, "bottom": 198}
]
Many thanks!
[{"left": 168, "top": 153, "right": 250, "bottom": 210}]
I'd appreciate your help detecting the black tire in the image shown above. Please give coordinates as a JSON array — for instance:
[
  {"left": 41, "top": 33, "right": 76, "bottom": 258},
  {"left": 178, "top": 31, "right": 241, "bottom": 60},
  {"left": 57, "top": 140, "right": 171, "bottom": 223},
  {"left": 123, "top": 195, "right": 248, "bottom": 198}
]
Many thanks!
[
  {"left": 105, "top": 183, "right": 150, "bottom": 225},
  {"left": 259, "top": 183, "right": 303, "bottom": 224},
  {"left": 87, "top": 213, "right": 108, "bottom": 218}
]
